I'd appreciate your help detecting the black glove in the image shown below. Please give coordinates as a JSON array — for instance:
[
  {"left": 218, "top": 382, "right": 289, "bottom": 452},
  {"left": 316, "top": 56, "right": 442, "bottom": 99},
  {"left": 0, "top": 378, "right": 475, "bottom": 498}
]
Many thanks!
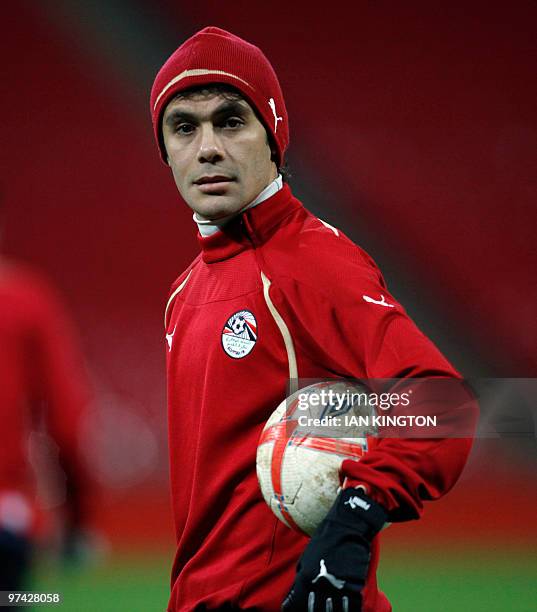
[{"left": 282, "top": 488, "right": 387, "bottom": 612}]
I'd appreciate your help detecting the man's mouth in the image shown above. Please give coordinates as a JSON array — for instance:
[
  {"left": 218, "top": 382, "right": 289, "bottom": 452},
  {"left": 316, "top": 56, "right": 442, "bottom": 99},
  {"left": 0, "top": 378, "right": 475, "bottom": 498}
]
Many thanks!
[
  {"left": 193, "top": 175, "right": 234, "bottom": 194},
  {"left": 194, "top": 175, "right": 233, "bottom": 185}
]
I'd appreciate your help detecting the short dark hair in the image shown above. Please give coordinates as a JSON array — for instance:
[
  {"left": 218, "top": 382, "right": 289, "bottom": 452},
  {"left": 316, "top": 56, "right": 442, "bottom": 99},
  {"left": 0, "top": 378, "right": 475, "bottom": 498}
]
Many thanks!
[{"left": 167, "top": 84, "right": 290, "bottom": 183}]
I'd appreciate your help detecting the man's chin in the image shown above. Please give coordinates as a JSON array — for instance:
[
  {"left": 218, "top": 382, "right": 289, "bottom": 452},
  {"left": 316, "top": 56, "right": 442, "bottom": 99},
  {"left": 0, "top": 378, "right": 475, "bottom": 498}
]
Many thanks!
[{"left": 192, "top": 195, "right": 244, "bottom": 221}]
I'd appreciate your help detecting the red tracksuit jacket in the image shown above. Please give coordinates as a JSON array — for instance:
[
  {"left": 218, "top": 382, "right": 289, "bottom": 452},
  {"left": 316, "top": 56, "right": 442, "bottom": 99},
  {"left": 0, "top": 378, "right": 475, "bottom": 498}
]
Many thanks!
[{"left": 164, "top": 184, "right": 476, "bottom": 611}]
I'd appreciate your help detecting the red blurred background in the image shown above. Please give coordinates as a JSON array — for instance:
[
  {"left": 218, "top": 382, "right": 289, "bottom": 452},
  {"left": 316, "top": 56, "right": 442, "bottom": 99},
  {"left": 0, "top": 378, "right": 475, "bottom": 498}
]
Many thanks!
[{"left": 3, "top": 0, "right": 536, "bottom": 555}]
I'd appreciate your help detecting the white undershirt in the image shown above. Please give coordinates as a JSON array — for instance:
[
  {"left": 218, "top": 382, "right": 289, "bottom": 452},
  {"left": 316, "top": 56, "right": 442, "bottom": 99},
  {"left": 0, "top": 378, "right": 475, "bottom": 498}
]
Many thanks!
[{"left": 194, "top": 175, "right": 283, "bottom": 237}]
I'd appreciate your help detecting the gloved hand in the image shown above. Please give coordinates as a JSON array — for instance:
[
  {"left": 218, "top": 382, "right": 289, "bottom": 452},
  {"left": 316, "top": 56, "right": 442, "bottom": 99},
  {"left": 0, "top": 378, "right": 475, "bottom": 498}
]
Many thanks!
[{"left": 282, "top": 487, "right": 387, "bottom": 611}]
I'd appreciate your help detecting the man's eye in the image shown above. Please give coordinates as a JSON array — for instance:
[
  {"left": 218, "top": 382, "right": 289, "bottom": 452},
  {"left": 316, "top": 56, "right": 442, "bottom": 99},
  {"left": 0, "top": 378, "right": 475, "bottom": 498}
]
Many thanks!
[
  {"left": 223, "top": 117, "right": 243, "bottom": 129},
  {"left": 176, "top": 123, "right": 195, "bottom": 135}
]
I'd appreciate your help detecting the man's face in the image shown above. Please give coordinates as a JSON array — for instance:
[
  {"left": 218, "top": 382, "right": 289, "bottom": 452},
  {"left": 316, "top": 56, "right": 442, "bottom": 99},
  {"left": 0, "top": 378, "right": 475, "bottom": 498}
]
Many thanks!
[{"left": 162, "top": 90, "right": 278, "bottom": 221}]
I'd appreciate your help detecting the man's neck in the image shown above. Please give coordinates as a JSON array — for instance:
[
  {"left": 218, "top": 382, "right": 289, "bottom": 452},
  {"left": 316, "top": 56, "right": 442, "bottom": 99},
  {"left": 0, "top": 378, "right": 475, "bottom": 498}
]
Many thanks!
[{"left": 194, "top": 174, "right": 283, "bottom": 237}]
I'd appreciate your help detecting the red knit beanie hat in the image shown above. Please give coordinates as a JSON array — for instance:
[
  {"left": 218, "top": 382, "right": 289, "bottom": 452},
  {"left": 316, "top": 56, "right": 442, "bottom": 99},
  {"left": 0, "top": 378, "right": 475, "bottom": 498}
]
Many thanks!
[{"left": 150, "top": 26, "right": 289, "bottom": 166}]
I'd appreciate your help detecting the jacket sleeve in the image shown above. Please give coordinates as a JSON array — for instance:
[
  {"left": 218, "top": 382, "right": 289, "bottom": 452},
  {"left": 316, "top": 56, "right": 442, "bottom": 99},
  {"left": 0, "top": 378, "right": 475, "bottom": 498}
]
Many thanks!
[{"left": 269, "top": 244, "right": 478, "bottom": 522}]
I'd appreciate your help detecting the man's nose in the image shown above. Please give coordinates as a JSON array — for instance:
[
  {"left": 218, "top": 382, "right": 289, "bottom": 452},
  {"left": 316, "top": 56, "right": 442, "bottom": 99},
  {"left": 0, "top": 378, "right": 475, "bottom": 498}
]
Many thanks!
[{"left": 197, "top": 124, "right": 224, "bottom": 164}]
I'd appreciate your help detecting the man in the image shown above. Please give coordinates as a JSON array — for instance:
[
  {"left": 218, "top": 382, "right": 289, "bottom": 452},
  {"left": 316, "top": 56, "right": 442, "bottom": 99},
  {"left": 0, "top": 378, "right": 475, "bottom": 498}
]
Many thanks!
[
  {"left": 151, "top": 27, "right": 476, "bottom": 611},
  {"left": 0, "top": 205, "right": 93, "bottom": 599}
]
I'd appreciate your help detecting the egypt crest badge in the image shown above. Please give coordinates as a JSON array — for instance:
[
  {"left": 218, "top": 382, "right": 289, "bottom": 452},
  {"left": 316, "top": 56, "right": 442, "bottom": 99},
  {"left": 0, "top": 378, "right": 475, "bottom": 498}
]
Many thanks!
[{"left": 222, "top": 310, "right": 258, "bottom": 358}]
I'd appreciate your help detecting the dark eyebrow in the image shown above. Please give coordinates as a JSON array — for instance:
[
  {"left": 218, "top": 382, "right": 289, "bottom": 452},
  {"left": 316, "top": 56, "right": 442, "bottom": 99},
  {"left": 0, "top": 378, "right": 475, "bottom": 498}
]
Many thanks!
[
  {"left": 164, "top": 100, "right": 249, "bottom": 126},
  {"left": 165, "top": 109, "right": 196, "bottom": 126},
  {"left": 212, "top": 100, "right": 249, "bottom": 119}
]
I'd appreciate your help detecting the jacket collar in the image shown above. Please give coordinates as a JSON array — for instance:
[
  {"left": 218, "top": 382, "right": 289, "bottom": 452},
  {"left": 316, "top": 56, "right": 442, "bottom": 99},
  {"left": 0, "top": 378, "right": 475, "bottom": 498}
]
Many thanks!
[
  {"left": 197, "top": 183, "right": 302, "bottom": 263},
  {"left": 194, "top": 175, "right": 283, "bottom": 237}
]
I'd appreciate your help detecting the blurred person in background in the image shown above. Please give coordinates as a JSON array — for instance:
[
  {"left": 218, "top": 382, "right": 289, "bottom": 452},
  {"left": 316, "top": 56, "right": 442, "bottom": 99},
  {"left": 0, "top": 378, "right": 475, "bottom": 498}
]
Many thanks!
[
  {"left": 0, "top": 201, "right": 94, "bottom": 598},
  {"left": 151, "top": 27, "right": 477, "bottom": 611}
]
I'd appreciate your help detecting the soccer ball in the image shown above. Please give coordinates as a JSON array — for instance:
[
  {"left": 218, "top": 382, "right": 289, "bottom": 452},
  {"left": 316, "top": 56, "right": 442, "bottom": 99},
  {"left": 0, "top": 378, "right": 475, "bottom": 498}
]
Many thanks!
[
  {"left": 231, "top": 315, "right": 246, "bottom": 335},
  {"left": 256, "top": 380, "right": 377, "bottom": 536}
]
